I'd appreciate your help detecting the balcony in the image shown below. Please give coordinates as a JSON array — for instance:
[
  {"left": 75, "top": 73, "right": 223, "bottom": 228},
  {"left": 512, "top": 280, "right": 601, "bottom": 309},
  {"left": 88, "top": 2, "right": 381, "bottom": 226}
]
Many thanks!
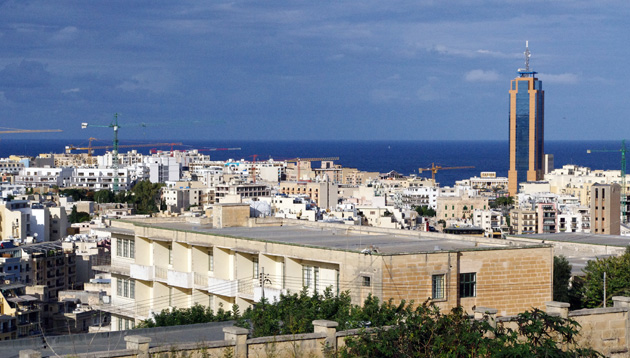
[
  {"left": 130, "top": 264, "right": 155, "bottom": 281},
  {"left": 167, "top": 269, "right": 193, "bottom": 289},
  {"left": 207, "top": 277, "right": 238, "bottom": 297},
  {"left": 155, "top": 266, "right": 168, "bottom": 282},
  {"left": 254, "top": 285, "right": 285, "bottom": 302}
]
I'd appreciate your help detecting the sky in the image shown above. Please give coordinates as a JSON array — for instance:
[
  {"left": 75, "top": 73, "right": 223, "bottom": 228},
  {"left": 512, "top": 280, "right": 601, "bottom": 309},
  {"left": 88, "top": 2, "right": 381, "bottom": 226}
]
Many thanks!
[{"left": 0, "top": 1, "right": 629, "bottom": 142}]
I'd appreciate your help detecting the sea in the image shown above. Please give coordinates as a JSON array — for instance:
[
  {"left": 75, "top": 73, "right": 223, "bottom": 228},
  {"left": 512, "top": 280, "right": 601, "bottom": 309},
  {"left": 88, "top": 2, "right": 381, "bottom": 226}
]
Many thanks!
[{"left": 0, "top": 139, "right": 625, "bottom": 187}]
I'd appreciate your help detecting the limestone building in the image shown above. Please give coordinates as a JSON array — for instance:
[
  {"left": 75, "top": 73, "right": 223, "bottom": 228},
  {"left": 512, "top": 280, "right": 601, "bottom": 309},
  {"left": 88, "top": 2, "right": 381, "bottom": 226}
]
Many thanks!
[
  {"left": 96, "top": 213, "right": 553, "bottom": 331},
  {"left": 590, "top": 183, "right": 621, "bottom": 235}
]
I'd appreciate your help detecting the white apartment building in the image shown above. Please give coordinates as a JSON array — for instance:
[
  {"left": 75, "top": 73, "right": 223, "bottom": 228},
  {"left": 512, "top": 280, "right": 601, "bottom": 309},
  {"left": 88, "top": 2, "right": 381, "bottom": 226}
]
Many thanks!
[
  {"left": 15, "top": 167, "right": 74, "bottom": 188},
  {"left": 472, "top": 209, "right": 505, "bottom": 237},
  {"left": 272, "top": 195, "right": 318, "bottom": 221},
  {"left": 401, "top": 186, "right": 439, "bottom": 209},
  {"left": 72, "top": 168, "right": 132, "bottom": 191},
  {"left": 0, "top": 183, "right": 25, "bottom": 199},
  {"left": 0, "top": 201, "right": 58, "bottom": 242},
  {"left": 146, "top": 157, "right": 181, "bottom": 183},
  {"left": 0, "top": 159, "right": 25, "bottom": 176}
]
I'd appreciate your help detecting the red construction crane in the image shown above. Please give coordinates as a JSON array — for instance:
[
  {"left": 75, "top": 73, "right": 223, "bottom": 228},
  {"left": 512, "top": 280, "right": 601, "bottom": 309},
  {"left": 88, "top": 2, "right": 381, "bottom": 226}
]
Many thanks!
[
  {"left": 250, "top": 154, "right": 259, "bottom": 184},
  {"left": 418, "top": 163, "right": 475, "bottom": 182}
]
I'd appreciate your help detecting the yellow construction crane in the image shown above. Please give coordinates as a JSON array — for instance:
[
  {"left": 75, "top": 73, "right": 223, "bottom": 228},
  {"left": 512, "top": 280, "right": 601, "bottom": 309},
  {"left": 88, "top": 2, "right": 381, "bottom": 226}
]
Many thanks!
[
  {"left": 65, "top": 141, "right": 183, "bottom": 156},
  {"left": 419, "top": 163, "right": 475, "bottom": 181}
]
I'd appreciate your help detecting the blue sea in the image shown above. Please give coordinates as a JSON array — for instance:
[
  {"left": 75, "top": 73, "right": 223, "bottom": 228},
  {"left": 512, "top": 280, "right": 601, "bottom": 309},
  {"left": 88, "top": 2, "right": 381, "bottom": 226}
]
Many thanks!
[{"left": 0, "top": 139, "right": 624, "bottom": 187}]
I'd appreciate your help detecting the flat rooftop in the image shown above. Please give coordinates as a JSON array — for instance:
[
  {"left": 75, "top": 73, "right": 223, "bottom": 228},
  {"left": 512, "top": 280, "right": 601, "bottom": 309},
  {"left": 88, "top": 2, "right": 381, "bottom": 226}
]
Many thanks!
[
  {"left": 510, "top": 232, "right": 630, "bottom": 247},
  {"left": 129, "top": 221, "right": 541, "bottom": 255}
]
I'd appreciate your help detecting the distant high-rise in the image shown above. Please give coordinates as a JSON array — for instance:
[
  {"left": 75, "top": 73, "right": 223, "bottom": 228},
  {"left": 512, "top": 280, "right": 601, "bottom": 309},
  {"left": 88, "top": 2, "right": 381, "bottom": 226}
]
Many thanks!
[{"left": 508, "top": 41, "right": 545, "bottom": 196}]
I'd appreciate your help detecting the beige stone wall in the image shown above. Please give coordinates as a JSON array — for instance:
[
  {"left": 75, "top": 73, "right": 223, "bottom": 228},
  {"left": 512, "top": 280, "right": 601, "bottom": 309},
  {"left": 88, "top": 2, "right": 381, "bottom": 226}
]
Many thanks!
[
  {"left": 381, "top": 247, "right": 553, "bottom": 316},
  {"left": 571, "top": 308, "right": 629, "bottom": 357},
  {"left": 213, "top": 203, "right": 250, "bottom": 228}
]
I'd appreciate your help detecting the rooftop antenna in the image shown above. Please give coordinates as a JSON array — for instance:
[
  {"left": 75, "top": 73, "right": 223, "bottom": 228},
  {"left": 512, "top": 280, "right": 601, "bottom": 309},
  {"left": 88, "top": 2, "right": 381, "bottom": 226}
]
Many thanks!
[
  {"left": 524, "top": 40, "right": 530, "bottom": 72},
  {"left": 518, "top": 40, "right": 536, "bottom": 77}
]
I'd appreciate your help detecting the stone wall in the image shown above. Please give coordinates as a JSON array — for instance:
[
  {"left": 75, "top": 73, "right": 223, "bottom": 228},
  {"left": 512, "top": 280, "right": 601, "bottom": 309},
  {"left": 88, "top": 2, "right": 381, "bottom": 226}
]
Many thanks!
[
  {"left": 17, "top": 301, "right": 630, "bottom": 358},
  {"left": 381, "top": 246, "right": 553, "bottom": 316}
]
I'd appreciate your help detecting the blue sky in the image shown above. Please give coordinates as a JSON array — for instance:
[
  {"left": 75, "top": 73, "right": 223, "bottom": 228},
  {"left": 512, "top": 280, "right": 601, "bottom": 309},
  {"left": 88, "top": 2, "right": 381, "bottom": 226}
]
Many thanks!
[{"left": 0, "top": 1, "right": 629, "bottom": 141}]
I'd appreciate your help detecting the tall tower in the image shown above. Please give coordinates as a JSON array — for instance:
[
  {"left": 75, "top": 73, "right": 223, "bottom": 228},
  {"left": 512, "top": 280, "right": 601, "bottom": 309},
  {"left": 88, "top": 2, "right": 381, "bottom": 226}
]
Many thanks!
[{"left": 508, "top": 41, "right": 545, "bottom": 196}]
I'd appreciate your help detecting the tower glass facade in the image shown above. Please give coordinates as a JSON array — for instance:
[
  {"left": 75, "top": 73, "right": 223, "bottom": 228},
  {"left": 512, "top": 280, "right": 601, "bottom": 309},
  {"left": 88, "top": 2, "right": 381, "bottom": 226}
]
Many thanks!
[{"left": 508, "top": 68, "right": 544, "bottom": 196}]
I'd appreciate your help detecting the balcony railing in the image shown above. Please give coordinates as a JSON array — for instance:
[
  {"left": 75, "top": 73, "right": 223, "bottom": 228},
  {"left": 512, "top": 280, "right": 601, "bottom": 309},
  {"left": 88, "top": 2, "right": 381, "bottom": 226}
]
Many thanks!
[
  {"left": 207, "top": 277, "right": 238, "bottom": 297},
  {"left": 167, "top": 270, "right": 193, "bottom": 289},
  {"left": 155, "top": 266, "right": 168, "bottom": 281},
  {"left": 130, "top": 264, "right": 155, "bottom": 281}
]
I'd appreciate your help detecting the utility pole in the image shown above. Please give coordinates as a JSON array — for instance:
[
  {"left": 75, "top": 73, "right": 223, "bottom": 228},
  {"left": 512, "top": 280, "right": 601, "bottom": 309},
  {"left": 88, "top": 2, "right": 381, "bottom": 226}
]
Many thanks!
[
  {"left": 259, "top": 268, "right": 271, "bottom": 302},
  {"left": 604, "top": 272, "right": 607, "bottom": 308}
]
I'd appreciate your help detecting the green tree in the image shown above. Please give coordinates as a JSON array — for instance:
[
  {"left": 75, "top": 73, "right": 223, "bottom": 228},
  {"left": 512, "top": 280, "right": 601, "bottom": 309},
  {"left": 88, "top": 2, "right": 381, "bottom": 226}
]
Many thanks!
[
  {"left": 554, "top": 255, "right": 572, "bottom": 303},
  {"left": 414, "top": 205, "right": 436, "bottom": 217},
  {"left": 341, "top": 302, "right": 602, "bottom": 358},
  {"left": 68, "top": 205, "right": 90, "bottom": 223},
  {"left": 582, "top": 248, "right": 630, "bottom": 308},
  {"left": 129, "top": 180, "right": 164, "bottom": 214},
  {"left": 94, "top": 189, "right": 115, "bottom": 204},
  {"left": 136, "top": 303, "right": 238, "bottom": 328}
]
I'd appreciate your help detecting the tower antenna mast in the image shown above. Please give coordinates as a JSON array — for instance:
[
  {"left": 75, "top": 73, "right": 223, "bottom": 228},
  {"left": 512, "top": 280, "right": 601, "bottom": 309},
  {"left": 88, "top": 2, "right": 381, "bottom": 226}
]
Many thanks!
[{"left": 524, "top": 40, "right": 530, "bottom": 72}]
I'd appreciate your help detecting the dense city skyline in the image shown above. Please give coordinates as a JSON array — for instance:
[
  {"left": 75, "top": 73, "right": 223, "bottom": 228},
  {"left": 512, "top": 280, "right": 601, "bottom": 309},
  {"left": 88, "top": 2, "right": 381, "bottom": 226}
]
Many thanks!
[{"left": 1, "top": 1, "right": 629, "bottom": 141}]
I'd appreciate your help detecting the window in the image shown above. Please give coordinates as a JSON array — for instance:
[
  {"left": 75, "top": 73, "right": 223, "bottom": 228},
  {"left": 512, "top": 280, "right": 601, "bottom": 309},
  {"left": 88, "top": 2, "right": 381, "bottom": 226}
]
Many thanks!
[
  {"left": 460, "top": 273, "right": 476, "bottom": 298},
  {"left": 432, "top": 274, "right": 445, "bottom": 299},
  {"left": 208, "top": 248, "right": 214, "bottom": 272},
  {"left": 116, "top": 238, "right": 122, "bottom": 257},
  {"left": 314, "top": 267, "right": 319, "bottom": 292},
  {"left": 253, "top": 256, "right": 259, "bottom": 278},
  {"left": 168, "top": 244, "right": 173, "bottom": 265},
  {"left": 116, "top": 238, "right": 134, "bottom": 259},
  {"left": 302, "top": 266, "right": 312, "bottom": 288},
  {"left": 362, "top": 276, "right": 371, "bottom": 287},
  {"left": 117, "top": 278, "right": 135, "bottom": 298}
]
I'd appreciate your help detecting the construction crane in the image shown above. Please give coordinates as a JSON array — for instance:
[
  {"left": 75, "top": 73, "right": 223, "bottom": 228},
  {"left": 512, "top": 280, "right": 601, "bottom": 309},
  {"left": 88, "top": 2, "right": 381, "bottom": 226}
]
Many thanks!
[
  {"left": 587, "top": 140, "right": 628, "bottom": 222},
  {"left": 285, "top": 157, "right": 340, "bottom": 182},
  {"left": 81, "top": 113, "right": 149, "bottom": 191},
  {"left": 418, "top": 163, "right": 475, "bottom": 182},
  {"left": 66, "top": 141, "right": 183, "bottom": 156},
  {"left": 250, "top": 154, "right": 259, "bottom": 184},
  {"left": 193, "top": 147, "right": 241, "bottom": 152}
]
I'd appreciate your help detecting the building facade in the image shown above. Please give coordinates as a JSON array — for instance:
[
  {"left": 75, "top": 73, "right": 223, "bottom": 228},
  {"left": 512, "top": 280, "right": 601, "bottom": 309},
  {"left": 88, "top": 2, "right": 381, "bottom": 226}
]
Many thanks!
[
  {"left": 508, "top": 43, "right": 545, "bottom": 196},
  {"left": 590, "top": 183, "right": 621, "bottom": 235},
  {"left": 97, "top": 217, "right": 553, "bottom": 331}
]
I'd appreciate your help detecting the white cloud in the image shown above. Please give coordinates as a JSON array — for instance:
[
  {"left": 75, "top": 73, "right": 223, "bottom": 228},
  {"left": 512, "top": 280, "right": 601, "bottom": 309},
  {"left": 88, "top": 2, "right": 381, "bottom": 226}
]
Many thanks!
[
  {"left": 537, "top": 73, "right": 579, "bottom": 84},
  {"left": 464, "top": 69, "right": 500, "bottom": 82},
  {"left": 62, "top": 88, "right": 80, "bottom": 94}
]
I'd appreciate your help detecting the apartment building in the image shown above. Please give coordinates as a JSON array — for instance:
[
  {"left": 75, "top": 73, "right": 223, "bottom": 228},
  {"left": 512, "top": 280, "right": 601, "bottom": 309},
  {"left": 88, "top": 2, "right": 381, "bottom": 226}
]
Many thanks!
[
  {"left": 97, "top": 210, "right": 553, "bottom": 330},
  {"left": 15, "top": 167, "right": 73, "bottom": 188},
  {"left": 0, "top": 282, "right": 41, "bottom": 340},
  {"left": 71, "top": 168, "right": 132, "bottom": 191},
  {"left": 279, "top": 182, "right": 338, "bottom": 210},
  {"left": 215, "top": 182, "right": 270, "bottom": 204},
  {"left": 537, "top": 202, "right": 558, "bottom": 234},
  {"left": 472, "top": 209, "right": 505, "bottom": 237},
  {"left": 510, "top": 209, "right": 537, "bottom": 235},
  {"left": 436, "top": 195, "right": 489, "bottom": 221},
  {"left": 590, "top": 183, "right": 621, "bottom": 235}
]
